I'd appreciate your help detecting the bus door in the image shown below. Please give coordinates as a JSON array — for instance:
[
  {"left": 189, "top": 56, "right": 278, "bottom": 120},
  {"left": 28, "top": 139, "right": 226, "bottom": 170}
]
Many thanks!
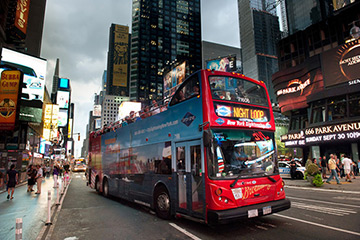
[{"left": 175, "top": 140, "right": 205, "bottom": 218}]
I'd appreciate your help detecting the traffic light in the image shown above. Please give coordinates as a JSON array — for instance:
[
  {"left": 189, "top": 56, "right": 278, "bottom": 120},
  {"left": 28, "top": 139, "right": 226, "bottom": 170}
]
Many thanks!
[{"left": 78, "top": 134, "right": 80, "bottom": 141}]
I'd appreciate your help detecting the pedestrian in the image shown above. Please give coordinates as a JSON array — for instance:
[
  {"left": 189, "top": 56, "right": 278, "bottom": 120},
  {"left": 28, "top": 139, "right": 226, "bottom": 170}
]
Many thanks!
[
  {"left": 326, "top": 154, "right": 341, "bottom": 184},
  {"left": 45, "top": 165, "right": 51, "bottom": 177},
  {"left": 321, "top": 156, "right": 327, "bottom": 179},
  {"left": 0, "top": 170, "right": 4, "bottom": 189},
  {"left": 6, "top": 164, "right": 18, "bottom": 200},
  {"left": 63, "top": 169, "right": 70, "bottom": 183},
  {"left": 53, "top": 165, "right": 59, "bottom": 188},
  {"left": 26, "top": 164, "right": 36, "bottom": 192},
  {"left": 35, "top": 165, "right": 43, "bottom": 194},
  {"left": 290, "top": 158, "right": 297, "bottom": 179},
  {"left": 342, "top": 155, "right": 353, "bottom": 182}
]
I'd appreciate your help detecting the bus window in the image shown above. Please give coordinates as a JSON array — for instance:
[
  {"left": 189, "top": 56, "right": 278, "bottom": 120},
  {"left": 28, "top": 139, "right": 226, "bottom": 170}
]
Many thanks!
[
  {"left": 209, "top": 76, "right": 268, "bottom": 106},
  {"left": 170, "top": 74, "right": 200, "bottom": 106}
]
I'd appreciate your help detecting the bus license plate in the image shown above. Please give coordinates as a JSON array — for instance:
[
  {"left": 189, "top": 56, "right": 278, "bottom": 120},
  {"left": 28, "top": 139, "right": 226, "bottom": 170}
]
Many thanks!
[
  {"left": 263, "top": 206, "right": 272, "bottom": 215},
  {"left": 248, "top": 209, "right": 258, "bottom": 218},
  {"left": 231, "top": 188, "right": 242, "bottom": 200}
]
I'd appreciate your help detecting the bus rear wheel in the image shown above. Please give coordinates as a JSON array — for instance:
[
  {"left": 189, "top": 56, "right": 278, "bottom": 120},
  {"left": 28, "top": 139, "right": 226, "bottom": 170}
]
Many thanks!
[
  {"left": 154, "top": 186, "right": 172, "bottom": 219},
  {"left": 95, "top": 177, "right": 100, "bottom": 193},
  {"left": 103, "top": 178, "right": 109, "bottom": 197}
]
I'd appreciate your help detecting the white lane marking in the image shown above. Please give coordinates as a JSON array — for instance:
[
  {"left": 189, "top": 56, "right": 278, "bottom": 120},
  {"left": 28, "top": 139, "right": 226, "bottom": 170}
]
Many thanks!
[
  {"left": 285, "top": 185, "right": 360, "bottom": 194},
  {"left": 169, "top": 223, "right": 202, "bottom": 240},
  {"left": 333, "top": 196, "right": 360, "bottom": 201},
  {"left": 287, "top": 196, "right": 360, "bottom": 208},
  {"left": 274, "top": 214, "right": 360, "bottom": 237},
  {"left": 291, "top": 202, "right": 356, "bottom": 216}
]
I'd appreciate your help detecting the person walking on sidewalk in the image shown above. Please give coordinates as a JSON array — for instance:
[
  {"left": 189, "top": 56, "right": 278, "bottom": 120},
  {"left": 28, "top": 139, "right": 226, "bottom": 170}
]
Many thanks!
[
  {"left": 35, "top": 165, "right": 43, "bottom": 194},
  {"left": 326, "top": 154, "right": 341, "bottom": 185},
  {"left": 321, "top": 156, "right": 327, "bottom": 179},
  {"left": 27, "top": 164, "right": 37, "bottom": 192},
  {"left": 6, "top": 164, "right": 18, "bottom": 200},
  {"left": 53, "top": 165, "right": 59, "bottom": 188},
  {"left": 342, "top": 155, "right": 354, "bottom": 182}
]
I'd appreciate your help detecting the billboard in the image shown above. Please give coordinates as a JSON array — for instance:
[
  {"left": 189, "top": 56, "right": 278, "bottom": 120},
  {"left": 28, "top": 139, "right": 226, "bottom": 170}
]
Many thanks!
[
  {"left": 56, "top": 91, "right": 70, "bottom": 109},
  {"left": 206, "top": 56, "right": 237, "bottom": 72},
  {"left": 95, "top": 118, "right": 102, "bottom": 129},
  {"left": 322, "top": 40, "right": 360, "bottom": 87},
  {"left": 272, "top": 55, "right": 324, "bottom": 113},
  {"left": 0, "top": 48, "right": 47, "bottom": 123},
  {"left": 332, "top": 0, "right": 356, "bottom": 11},
  {"left": 43, "top": 104, "right": 59, "bottom": 141},
  {"left": 118, "top": 102, "right": 141, "bottom": 120},
  {"left": 58, "top": 78, "right": 70, "bottom": 90},
  {"left": 0, "top": 70, "right": 22, "bottom": 130},
  {"left": 112, "top": 25, "right": 129, "bottom": 87},
  {"left": 163, "top": 61, "right": 187, "bottom": 98},
  {"left": 58, "top": 109, "right": 68, "bottom": 127},
  {"left": 93, "top": 105, "right": 101, "bottom": 117}
]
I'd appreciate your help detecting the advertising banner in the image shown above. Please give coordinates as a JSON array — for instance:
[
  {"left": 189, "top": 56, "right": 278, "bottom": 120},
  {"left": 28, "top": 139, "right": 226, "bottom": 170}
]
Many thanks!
[
  {"left": 93, "top": 105, "right": 101, "bottom": 117},
  {"left": 56, "top": 91, "right": 70, "bottom": 109},
  {"left": 163, "top": 61, "right": 187, "bottom": 98},
  {"left": 14, "top": 0, "right": 30, "bottom": 37},
  {"left": 1, "top": 48, "right": 47, "bottom": 123},
  {"left": 272, "top": 55, "right": 324, "bottom": 113},
  {"left": 0, "top": 70, "right": 22, "bottom": 130},
  {"left": 58, "top": 78, "right": 70, "bottom": 90},
  {"left": 58, "top": 109, "right": 68, "bottom": 127},
  {"left": 112, "top": 25, "right": 129, "bottom": 87},
  {"left": 95, "top": 118, "right": 102, "bottom": 129},
  {"left": 206, "top": 56, "right": 237, "bottom": 72},
  {"left": 43, "top": 104, "right": 59, "bottom": 141},
  {"left": 322, "top": 40, "right": 360, "bottom": 87}
]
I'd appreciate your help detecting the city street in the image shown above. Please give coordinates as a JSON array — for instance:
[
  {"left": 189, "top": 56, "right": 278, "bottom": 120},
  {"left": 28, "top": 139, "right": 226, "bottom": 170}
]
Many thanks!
[{"left": 41, "top": 173, "right": 360, "bottom": 240}]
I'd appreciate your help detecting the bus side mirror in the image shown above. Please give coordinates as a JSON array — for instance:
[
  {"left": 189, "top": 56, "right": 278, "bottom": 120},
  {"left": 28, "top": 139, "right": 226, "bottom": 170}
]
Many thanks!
[{"left": 203, "top": 130, "right": 212, "bottom": 147}]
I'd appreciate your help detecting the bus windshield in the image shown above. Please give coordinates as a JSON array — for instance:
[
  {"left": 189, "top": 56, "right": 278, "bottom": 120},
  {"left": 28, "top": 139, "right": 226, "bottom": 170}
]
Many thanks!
[
  {"left": 208, "top": 129, "right": 278, "bottom": 179},
  {"left": 209, "top": 76, "right": 268, "bottom": 107}
]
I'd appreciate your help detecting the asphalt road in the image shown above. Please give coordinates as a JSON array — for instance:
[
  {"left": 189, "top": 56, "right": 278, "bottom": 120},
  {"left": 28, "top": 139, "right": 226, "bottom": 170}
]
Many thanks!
[{"left": 47, "top": 173, "right": 360, "bottom": 240}]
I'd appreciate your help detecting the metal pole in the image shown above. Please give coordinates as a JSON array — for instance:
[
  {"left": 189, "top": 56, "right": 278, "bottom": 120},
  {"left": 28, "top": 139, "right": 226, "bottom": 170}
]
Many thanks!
[
  {"left": 45, "top": 190, "right": 52, "bottom": 225},
  {"left": 55, "top": 187, "right": 60, "bottom": 205},
  {"left": 15, "top": 218, "right": 22, "bottom": 240}
]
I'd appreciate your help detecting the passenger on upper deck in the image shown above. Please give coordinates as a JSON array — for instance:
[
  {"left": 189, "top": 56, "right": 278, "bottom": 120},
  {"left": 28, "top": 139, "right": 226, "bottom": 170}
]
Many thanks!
[{"left": 150, "top": 100, "right": 160, "bottom": 116}]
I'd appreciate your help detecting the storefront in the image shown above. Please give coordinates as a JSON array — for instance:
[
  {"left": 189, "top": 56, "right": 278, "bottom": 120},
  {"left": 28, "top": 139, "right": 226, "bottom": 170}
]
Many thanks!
[{"left": 273, "top": 40, "right": 360, "bottom": 163}]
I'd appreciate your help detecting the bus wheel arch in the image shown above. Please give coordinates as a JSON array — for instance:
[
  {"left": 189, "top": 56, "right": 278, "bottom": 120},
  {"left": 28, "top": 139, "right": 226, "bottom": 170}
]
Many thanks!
[{"left": 153, "top": 184, "right": 172, "bottom": 219}]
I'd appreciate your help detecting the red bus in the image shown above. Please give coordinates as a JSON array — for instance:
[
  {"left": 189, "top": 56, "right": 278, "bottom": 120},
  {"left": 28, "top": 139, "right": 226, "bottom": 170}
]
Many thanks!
[{"left": 88, "top": 69, "right": 290, "bottom": 224}]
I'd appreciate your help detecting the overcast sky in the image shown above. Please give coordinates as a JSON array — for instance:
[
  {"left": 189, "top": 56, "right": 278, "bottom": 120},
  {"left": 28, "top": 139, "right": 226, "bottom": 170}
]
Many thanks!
[{"left": 40, "top": 0, "right": 240, "bottom": 157}]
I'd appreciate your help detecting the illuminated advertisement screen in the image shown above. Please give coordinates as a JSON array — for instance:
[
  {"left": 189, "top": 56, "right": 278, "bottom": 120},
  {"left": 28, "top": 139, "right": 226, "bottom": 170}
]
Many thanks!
[
  {"left": 206, "top": 56, "right": 236, "bottom": 72},
  {"left": 163, "top": 61, "right": 187, "bottom": 98},
  {"left": 57, "top": 91, "right": 70, "bottom": 109},
  {"left": 215, "top": 103, "right": 269, "bottom": 123},
  {"left": 58, "top": 109, "right": 68, "bottom": 127},
  {"left": 58, "top": 78, "right": 70, "bottom": 89},
  {"left": 322, "top": 40, "right": 360, "bottom": 87},
  {"left": 0, "top": 48, "right": 47, "bottom": 123},
  {"left": 333, "top": 0, "right": 356, "bottom": 11}
]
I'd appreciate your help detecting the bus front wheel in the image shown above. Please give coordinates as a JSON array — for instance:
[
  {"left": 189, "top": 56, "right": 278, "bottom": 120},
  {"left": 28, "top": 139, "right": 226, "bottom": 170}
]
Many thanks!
[{"left": 154, "top": 186, "right": 172, "bottom": 219}]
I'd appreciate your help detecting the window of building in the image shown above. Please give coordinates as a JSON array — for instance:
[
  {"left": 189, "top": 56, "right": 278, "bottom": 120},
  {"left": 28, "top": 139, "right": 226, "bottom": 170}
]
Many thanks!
[
  {"left": 327, "top": 96, "right": 346, "bottom": 121},
  {"left": 310, "top": 100, "right": 326, "bottom": 124},
  {"left": 349, "top": 93, "right": 360, "bottom": 118}
]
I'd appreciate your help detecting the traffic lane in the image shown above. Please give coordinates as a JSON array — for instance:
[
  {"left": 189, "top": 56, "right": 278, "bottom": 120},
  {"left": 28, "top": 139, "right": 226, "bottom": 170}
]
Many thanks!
[
  {"left": 174, "top": 211, "right": 360, "bottom": 240},
  {"left": 50, "top": 173, "right": 195, "bottom": 240},
  {"left": 0, "top": 176, "right": 60, "bottom": 240},
  {"left": 283, "top": 187, "right": 360, "bottom": 233}
]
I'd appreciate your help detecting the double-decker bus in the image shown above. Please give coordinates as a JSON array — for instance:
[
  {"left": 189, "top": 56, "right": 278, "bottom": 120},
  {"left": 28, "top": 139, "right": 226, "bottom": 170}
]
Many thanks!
[{"left": 88, "top": 69, "right": 290, "bottom": 224}]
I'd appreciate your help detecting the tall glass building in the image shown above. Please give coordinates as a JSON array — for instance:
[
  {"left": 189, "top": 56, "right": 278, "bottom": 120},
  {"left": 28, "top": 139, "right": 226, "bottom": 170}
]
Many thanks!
[
  {"left": 238, "top": 0, "right": 281, "bottom": 103},
  {"left": 130, "top": 0, "right": 202, "bottom": 103}
]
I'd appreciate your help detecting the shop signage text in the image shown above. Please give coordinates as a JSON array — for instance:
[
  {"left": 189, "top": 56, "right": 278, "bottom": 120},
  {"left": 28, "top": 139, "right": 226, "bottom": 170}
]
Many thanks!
[{"left": 276, "top": 79, "right": 310, "bottom": 96}]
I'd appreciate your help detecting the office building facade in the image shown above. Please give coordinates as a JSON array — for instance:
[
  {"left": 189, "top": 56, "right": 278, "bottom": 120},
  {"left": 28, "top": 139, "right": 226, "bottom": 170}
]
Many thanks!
[
  {"left": 238, "top": 0, "right": 281, "bottom": 103},
  {"left": 129, "top": 0, "right": 202, "bottom": 103}
]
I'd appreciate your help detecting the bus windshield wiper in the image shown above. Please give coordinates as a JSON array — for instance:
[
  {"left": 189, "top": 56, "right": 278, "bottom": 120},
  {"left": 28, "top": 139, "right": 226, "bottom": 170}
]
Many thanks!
[{"left": 230, "top": 172, "right": 276, "bottom": 188}]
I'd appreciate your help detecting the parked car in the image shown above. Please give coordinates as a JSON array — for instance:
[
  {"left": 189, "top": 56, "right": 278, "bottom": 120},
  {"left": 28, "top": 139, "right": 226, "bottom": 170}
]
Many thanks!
[{"left": 278, "top": 161, "right": 305, "bottom": 179}]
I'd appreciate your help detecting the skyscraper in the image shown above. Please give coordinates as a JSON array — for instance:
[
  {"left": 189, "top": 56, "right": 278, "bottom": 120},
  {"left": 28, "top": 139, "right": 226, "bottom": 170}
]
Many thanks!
[
  {"left": 238, "top": 0, "right": 281, "bottom": 103},
  {"left": 285, "top": 0, "right": 333, "bottom": 35},
  {"left": 129, "top": 0, "right": 202, "bottom": 103}
]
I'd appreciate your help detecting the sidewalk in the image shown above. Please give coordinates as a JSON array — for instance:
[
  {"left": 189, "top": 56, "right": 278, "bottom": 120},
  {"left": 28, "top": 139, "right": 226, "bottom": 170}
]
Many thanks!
[
  {"left": 0, "top": 176, "right": 63, "bottom": 240},
  {"left": 284, "top": 174, "right": 360, "bottom": 192}
]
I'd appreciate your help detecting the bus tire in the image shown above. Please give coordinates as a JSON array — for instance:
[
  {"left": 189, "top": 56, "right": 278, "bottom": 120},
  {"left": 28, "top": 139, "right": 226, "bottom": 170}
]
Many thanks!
[
  {"left": 95, "top": 177, "right": 100, "bottom": 193},
  {"left": 103, "top": 178, "right": 109, "bottom": 197},
  {"left": 154, "top": 186, "right": 172, "bottom": 220}
]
